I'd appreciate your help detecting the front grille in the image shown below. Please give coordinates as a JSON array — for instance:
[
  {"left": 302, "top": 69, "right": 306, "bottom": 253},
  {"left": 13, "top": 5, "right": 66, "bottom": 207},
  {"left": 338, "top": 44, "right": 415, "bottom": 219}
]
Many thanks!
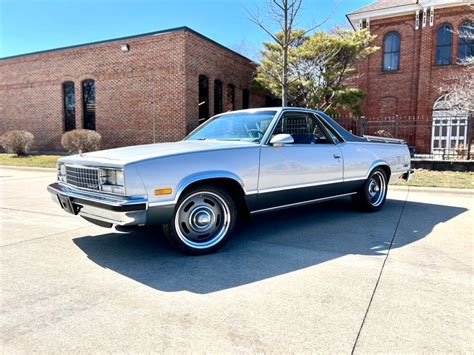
[{"left": 65, "top": 166, "right": 100, "bottom": 191}]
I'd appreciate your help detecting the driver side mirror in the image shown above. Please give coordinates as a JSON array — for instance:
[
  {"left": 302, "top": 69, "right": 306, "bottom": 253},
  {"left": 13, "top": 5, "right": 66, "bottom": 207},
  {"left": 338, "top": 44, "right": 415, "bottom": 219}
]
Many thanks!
[{"left": 269, "top": 134, "right": 294, "bottom": 147}]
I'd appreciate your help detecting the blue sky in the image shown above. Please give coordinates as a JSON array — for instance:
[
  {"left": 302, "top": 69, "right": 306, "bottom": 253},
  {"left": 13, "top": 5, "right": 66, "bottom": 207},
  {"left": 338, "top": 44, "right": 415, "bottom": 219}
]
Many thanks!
[{"left": 0, "top": 0, "right": 373, "bottom": 59}]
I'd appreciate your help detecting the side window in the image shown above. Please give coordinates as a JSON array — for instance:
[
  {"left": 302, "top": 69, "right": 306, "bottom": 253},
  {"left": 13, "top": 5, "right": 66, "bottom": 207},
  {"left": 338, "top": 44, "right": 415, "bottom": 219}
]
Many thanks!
[
  {"left": 383, "top": 32, "right": 400, "bottom": 71},
  {"left": 82, "top": 79, "right": 95, "bottom": 130},
  {"left": 457, "top": 21, "right": 474, "bottom": 62},
  {"left": 272, "top": 112, "right": 332, "bottom": 144},
  {"left": 198, "top": 75, "right": 209, "bottom": 123},
  {"left": 214, "top": 79, "right": 223, "bottom": 114},
  {"left": 63, "top": 81, "right": 75, "bottom": 132},
  {"left": 435, "top": 24, "right": 452, "bottom": 65},
  {"left": 242, "top": 89, "right": 250, "bottom": 109},
  {"left": 314, "top": 114, "right": 342, "bottom": 144}
]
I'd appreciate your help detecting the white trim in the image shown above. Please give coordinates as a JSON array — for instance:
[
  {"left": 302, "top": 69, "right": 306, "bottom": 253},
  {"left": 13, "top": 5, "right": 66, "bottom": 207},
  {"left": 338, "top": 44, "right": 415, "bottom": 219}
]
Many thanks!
[
  {"left": 349, "top": 4, "right": 421, "bottom": 25},
  {"left": 422, "top": 8, "right": 428, "bottom": 27},
  {"left": 251, "top": 193, "right": 357, "bottom": 214},
  {"left": 430, "top": 6, "right": 435, "bottom": 27},
  {"left": 347, "top": 0, "right": 470, "bottom": 27},
  {"left": 415, "top": 10, "right": 420, "bottom": 30},
  {"left": 344, "top": 177, "right": 369, "bottom": 183}
]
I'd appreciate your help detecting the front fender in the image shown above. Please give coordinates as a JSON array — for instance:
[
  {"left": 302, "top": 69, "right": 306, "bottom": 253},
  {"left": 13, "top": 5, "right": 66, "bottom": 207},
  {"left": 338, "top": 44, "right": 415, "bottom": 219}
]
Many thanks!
[{"left": 175, "top": 170, "right": 248, "bottom": 201}]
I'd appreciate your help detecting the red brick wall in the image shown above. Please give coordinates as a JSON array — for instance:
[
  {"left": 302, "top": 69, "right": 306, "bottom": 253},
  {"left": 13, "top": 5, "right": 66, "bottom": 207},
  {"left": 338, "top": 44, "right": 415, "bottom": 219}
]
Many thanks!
[
  {"left": 183, "top": 30, "right": 266, "bottom": 133},
  {"left": 358, "top": 5, "right": 473, "bottom": 118},
  {"left": 0, "top": 28, "right": 266, "bottom": 151},
  {"left": 354, "top": 5, "right": 473, "bottom": 152}
]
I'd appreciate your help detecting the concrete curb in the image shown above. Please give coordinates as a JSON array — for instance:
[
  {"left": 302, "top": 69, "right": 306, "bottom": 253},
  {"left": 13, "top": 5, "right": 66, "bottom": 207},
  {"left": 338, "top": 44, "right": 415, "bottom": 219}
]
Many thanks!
[
  {"left": 0, "top": 165, "right": 56, "bottom": 172},
  {"left": 390, "top": 184, "right": 474, "bottom": 195}
]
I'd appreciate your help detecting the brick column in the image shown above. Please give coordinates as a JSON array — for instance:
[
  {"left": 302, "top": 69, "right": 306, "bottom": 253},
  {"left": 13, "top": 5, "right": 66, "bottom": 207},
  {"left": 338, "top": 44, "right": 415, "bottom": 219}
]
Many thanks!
[{"left": 414, "top": 11, "right": 434, "bottom": 153}]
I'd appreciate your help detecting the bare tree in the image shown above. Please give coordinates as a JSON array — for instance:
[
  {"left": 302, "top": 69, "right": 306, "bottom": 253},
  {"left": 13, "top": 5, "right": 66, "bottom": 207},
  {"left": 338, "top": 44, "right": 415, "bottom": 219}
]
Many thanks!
[
  {"left": 442, "top": 22, "right": 474, "bottom": 113},
  {"left": 246, "top": 0, "right": 324, "bottom": 106},
  {"left": 231, "top": 39, "right": 261, "bottom": 62}
]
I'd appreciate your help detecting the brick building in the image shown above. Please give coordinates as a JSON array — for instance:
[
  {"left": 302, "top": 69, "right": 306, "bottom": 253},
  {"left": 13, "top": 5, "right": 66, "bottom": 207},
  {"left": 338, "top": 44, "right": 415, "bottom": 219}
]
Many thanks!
[
  {"left": 0, "top": 27, "right": 269, "bottom": 151},
  {"left": 347, "top": 0, "right": 473, "bottom": 154}
]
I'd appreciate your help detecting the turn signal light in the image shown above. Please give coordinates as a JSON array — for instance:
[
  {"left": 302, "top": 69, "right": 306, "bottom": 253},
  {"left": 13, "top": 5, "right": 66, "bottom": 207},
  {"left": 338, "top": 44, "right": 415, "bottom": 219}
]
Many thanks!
[{"left": 154, "top": 188, "right": 172, "bottom": 195}]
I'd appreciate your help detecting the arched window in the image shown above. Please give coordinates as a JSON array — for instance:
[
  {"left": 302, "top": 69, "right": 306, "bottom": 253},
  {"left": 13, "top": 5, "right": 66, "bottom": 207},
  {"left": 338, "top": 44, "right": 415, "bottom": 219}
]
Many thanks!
[
  {"left": 457, "top": 21, "right": 474, "bottom": 62},
  {"left": 242, "top": 89, "right": 250, "bottom": 109},
  {"left": 198, "top": 75, "right": 209, "bottom": 123},
  {"left": 435, "top": 24, "right": 452, "bottom": 65},
  {"left": 214, "top": 79, "right": 223, "bottom": 115},
  {"left": 62, "top": 82, "right": 75, "bottom": 132},
  {"left": 82, "top": 79, "right": 96, "bottom": 130},
  {"left": 383, "top": 32, "right": 400, "bottom": 71},
  {"left": 226, "top": 84, "right": 235, "bottom": 111}
]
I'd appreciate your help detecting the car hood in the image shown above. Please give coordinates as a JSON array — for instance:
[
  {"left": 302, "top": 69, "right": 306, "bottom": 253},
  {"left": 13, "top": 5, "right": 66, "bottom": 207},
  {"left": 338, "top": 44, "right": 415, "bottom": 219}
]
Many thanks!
[{"left": 59, "top": 140, "right": 258, "bottom": 166}]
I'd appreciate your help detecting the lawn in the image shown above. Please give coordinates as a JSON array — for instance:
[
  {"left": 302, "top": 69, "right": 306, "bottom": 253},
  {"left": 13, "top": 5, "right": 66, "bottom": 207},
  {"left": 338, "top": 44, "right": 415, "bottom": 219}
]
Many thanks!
[
  {"left": 0, "top": 154, "right": 472, "bottom": 189},
  {"left": 392, "top": 169, "right": 473, "bottom": 189},
  {"left": 0, "top": 153, "right": 61, "bottom": 168}
]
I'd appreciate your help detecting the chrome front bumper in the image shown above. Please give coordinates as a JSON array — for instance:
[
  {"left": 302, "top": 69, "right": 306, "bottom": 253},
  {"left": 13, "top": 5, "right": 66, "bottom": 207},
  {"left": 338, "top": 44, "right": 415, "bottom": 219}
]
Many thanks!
[{"left": 47, "top": 182, "right": 148, "bottom": 227}]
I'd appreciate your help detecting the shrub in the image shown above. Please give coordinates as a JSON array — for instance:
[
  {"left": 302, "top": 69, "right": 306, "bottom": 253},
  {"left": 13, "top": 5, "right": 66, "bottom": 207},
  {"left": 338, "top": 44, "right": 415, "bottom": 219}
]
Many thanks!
[
  {"left": 0, "top": 130, "right": 35, "bottom": 156},
  {"left": 61, "top": 129, "right": 101, "bottom": 153}
]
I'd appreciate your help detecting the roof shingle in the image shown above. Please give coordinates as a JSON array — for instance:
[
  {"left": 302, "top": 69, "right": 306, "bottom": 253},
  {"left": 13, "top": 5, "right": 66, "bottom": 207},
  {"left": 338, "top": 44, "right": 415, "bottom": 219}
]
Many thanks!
[{"left": 349, "top": 0, "right": 418, "bottom": 15}]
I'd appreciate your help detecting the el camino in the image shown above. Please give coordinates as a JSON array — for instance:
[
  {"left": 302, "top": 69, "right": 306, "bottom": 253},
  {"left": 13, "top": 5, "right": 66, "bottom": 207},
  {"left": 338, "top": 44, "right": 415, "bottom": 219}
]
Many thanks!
[{"left": 48, "top": 108, "right": 412, "bottom": 254}]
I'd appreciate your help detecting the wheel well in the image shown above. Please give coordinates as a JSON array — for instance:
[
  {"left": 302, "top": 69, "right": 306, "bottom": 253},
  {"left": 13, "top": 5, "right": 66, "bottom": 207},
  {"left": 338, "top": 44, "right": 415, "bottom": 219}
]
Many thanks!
[
  {"left": 180, "top": 178, "right": 251, "bottom": 220},
  {"left": 373, "top": 164, "right": 391, "bottom": 180}
]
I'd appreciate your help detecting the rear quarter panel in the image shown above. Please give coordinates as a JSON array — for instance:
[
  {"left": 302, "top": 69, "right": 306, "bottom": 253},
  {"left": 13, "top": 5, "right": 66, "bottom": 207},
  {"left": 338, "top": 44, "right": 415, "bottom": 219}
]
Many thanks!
[{"left": 340, "top": 142, "right": 410, "bottom": 182}]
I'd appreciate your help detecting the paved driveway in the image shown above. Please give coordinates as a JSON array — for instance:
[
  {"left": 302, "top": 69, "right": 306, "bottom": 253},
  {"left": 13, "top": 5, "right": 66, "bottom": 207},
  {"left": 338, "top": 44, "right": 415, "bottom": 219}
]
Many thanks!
[{"left": 1, "top": 167, "right": 472, "bottom": 353}]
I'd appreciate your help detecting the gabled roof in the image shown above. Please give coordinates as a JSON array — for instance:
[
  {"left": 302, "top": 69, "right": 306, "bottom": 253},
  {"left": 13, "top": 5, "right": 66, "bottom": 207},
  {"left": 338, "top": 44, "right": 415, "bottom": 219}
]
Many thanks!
[{"left": 348, "top": 0, "right": 418, "bottom": 15}]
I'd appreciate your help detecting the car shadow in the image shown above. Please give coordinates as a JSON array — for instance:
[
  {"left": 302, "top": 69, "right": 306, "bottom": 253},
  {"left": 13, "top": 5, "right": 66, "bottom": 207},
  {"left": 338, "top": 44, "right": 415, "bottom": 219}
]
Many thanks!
[{"left": 73, "top": 197, "right": 467, "bottom": 294}]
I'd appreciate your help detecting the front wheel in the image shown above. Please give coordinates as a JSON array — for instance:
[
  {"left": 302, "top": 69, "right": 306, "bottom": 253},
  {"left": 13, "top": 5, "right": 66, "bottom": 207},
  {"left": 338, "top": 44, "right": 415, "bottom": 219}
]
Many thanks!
[
  {"left": 352, "top": 168, "right": 388, "bottom": 212},
  {"left": 163, "top": 186, "right": 237, "bottom": 255}
]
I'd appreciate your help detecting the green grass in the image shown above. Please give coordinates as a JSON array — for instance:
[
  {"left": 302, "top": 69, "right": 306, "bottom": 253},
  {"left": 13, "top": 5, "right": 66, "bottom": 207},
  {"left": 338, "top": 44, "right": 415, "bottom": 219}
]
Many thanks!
[
  {"left": 392, "top": 169, "right": 474, "bottom": 189},
  {"left": 0, "top": 153, "right": 61, "bottom": 168},
  {"left": 1, "top": 154, "right": 472, "bottom": 189}
]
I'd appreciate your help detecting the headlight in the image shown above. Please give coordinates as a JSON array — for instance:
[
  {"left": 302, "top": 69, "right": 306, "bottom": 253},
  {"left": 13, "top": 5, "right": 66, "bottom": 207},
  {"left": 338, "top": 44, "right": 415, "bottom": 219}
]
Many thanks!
[
  {"left": 115, "top": 170, "right": 124, "bottom": 186},
  {"left": 98, "top": 168, "right": 124, "bottom": 195},
  {"left": 57, "top": 163, "right": 66, "bottom": 182}
]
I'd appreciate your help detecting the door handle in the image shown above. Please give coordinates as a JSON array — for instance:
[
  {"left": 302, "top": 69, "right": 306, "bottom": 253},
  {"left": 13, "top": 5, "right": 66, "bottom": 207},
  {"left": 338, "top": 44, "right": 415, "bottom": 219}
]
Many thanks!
[{"left": 333, "top": 154, "right": 341, "bottom": 159}]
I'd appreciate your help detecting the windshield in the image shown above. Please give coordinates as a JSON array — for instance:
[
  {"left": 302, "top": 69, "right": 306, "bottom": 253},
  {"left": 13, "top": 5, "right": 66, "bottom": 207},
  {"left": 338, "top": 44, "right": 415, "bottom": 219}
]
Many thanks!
[{"left": 186, "top": 111, "right": 277, "bottom": 143}]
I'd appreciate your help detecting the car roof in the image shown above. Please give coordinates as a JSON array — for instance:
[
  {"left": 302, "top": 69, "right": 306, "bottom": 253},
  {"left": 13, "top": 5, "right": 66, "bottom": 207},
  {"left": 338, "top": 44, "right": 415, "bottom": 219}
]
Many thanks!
[{"left": 219, "top": 107, "right": 323, "bottom": 115}]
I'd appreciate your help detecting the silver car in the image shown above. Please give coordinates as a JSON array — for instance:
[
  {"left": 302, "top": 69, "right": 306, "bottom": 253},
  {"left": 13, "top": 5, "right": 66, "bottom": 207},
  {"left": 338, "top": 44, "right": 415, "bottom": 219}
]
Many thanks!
[{"left": 48, "top": 108, "right": 412, "bottom": 255}]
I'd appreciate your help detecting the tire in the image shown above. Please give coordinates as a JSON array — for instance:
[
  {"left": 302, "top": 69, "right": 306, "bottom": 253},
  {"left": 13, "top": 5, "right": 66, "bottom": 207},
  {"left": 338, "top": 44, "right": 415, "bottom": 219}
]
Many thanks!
[
  {"left": 352, "top": 168, "right": 388, "bottom": 212},
  {"left": 163, "top": 185, "right": 237, "bottom": 255}
]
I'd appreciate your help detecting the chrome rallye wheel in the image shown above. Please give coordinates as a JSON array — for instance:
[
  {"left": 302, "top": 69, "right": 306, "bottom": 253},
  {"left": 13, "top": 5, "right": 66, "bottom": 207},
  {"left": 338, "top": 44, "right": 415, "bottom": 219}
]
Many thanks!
[
  {"left": 164, "top": 186, "right": 237, "bottom": 255},
  {"left": 367, "top": 170, "right": 386, "bottom": 207},
  {"left": 352, "top": 168, "right": 388, "bottom": 212}
]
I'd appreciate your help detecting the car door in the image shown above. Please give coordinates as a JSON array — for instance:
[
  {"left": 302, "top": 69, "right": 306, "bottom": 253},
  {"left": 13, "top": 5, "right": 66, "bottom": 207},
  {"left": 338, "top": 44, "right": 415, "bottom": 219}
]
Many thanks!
[{"left": 256, "top": 111, "right": 344, "bottom": 211}]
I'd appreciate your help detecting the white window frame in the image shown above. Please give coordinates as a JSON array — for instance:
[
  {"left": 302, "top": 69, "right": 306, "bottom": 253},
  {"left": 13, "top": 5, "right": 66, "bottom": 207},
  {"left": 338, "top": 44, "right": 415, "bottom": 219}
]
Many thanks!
[{"left": 431, "top": 95, "right": 468, "bottom": 157}]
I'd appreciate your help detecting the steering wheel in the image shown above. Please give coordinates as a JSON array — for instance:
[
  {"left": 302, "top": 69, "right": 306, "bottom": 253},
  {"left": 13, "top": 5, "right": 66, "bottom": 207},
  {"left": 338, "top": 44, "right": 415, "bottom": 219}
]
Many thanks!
[{"left": 247, "top": 129, "right": 264, "bottom": 139}]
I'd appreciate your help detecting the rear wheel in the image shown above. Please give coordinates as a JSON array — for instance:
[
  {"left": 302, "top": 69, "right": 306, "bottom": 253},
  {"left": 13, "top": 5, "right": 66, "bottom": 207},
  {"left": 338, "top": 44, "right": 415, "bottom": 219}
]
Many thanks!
[
  {"left": 163, "top": 186, "right": 237, "bottom": 255},
  {"left": 352, "top": 168, "right": 388, "bottom": 212}
]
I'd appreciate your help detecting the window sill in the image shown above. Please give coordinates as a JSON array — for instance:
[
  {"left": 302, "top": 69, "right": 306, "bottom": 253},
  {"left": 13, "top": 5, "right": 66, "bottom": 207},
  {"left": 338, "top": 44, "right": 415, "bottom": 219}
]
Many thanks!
[
  {"left": 379, "top": 70, "right": 403, "bottom": 74},
  {"left": 432, "top": 63, "right": 462, "bottom": 68}
]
